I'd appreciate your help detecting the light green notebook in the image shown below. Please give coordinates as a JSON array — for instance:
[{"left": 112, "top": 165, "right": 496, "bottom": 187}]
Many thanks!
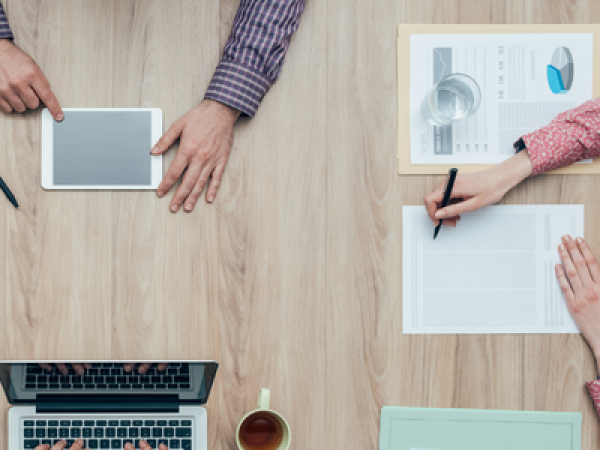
[{"left": 380, "top": 407, "right": 581, "bottom": 450}]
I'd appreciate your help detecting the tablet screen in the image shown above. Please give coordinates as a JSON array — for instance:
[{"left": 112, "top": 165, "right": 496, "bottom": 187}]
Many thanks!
[{"left": 53, "top": 111, "right": 152, "bottom": 186}]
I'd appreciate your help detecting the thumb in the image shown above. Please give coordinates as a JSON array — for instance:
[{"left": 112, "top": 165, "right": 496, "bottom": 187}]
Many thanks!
[
  {"left": 151, "top": 119, "right": 185, "bottom": 155},
  {"left": 435, "top": 197, "right": 481, "bottom": 220}
]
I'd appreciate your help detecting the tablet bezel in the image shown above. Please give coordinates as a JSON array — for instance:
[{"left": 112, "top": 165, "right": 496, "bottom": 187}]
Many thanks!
[{"left": 41, "top": 108, "right": 163, "bottom": 190}]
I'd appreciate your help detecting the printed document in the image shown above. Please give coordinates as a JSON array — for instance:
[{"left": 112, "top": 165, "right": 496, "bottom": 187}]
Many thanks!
[
  {"left": 410, "top": 33, "right": 593, "bottom": 164},
  {"left": 402, "top": 205, "right": 584, "bottom": 334}
]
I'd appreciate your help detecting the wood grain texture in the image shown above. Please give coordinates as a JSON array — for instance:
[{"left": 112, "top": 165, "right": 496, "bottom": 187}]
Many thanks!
[{"left": 1, "top": 0, "right": 600, "bottom": 448}]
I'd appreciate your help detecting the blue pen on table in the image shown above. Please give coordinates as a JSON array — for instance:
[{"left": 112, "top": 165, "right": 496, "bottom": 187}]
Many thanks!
[
  {"left": 433, "top": 167, "right": 458, "bottom": 240},
  {"left": 0, "top": 177, "right": 19, "bottom": 209}
]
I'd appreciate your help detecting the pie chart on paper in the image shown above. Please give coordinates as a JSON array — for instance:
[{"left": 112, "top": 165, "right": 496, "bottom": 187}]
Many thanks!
[{"left": 547, "top": 47, "right": 574, "bottom": 94}]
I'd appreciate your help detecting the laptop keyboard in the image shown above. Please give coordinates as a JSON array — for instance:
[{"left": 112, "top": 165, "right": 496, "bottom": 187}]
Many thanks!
[
  {"left": 25, "top": 363, "right": 191, "bottom": 390},
  {"left": 23, "top": 418, "right": 193, "bottom": 449}
]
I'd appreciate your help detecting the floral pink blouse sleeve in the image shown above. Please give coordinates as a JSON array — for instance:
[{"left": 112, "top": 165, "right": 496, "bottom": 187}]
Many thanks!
[
  {"left": 521, "top": 97, "right": 600, "bottom": 175},
  {"left": 586, "top": 379, "right": 600, "bottom": 419}
]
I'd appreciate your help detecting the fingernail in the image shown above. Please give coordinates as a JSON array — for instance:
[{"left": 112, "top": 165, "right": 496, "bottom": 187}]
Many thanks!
[
  {"left": 559, "top": 244, "right": 565, "bottom": 251},
  {"left": 171, "top": 204, "right": 179, "bottom": 212},
  {"left": 57, "top": 113, "right": 64, "bottom": 121},
  {"left": 157, "top": 190, "right": 164, "bottom": 198},
  {"left": 576, "top": 237, "right": 583, "bottom": 244},
  {"left": 150, "top": 146, "right": 158, "bottom": 154},
  {"left": 435, "top": 211, "right": 446, "bottom": 219},
  {"left": 185, "top": 203, "right": 193, "bottom": 211},
  {"left": 208, "top": 195, "right": 214, "bottom": 202}
]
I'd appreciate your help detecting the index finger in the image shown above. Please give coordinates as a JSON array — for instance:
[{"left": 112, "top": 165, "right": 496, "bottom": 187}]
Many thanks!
[
  {"left": 70, "top": 363, "right": 87, "bottom": 375},
  {"left": 49, "top": 440, "right": 67, "bottom": 450},
  {"left": 68, "top": 439, "right": 85, "bottom": 450},
  {"left": 55, "top": 363, "right": 69, "bottom": 375},
  {"left": 31, "top": 74, "right": 63, "bottom": 121}
]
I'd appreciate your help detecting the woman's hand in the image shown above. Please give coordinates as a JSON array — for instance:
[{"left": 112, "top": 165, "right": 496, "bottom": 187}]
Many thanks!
[
  {"left": 423, "top": 150, "right": 533, "bottom": 226},
  {"left": 556, "top": 235, "right": 600, "bottom": 375}
]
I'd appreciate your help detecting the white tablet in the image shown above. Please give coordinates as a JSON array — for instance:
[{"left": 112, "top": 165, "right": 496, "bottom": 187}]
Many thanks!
[{"left": 41, "top": 108, "right": 163, "bottom": 189}]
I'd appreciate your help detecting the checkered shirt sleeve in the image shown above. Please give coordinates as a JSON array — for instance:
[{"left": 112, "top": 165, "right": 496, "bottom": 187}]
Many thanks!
[
  {"left": 0, "top": 2, "right": 13, "bottom": 40},
  {"left": 204, "top": 0, "right": 306, "bottom": 117}
]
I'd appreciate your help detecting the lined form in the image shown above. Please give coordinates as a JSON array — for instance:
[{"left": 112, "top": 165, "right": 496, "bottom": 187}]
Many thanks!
[{"left": 402, "top": 205, "right": 583, "bottom": 333}]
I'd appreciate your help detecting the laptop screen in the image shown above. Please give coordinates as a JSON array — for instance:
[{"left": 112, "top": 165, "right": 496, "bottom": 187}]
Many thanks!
[{"left": 0, "top": 362, "right": 218, "bottom": 405}]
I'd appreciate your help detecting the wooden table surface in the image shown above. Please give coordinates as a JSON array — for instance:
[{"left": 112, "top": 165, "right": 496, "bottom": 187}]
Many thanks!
[{"left": 1, "top": 0, "right": 600, "bottom": 449}]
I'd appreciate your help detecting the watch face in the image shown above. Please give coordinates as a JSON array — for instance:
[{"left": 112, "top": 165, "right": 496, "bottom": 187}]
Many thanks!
[{"left": 513, "top": 137, "right": 526, "bottom": 153}]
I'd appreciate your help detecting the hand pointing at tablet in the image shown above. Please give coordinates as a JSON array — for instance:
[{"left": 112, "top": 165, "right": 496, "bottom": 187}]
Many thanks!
[{"left": 0, "top": 39, "right": 63, "bottom": 121}]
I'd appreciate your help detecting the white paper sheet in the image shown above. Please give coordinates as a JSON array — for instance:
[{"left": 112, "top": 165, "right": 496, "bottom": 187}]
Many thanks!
[
  {"left": 410, "top": 33, "right": 594, "bottom": 165},
  {"left": 402, "top": 205, "right": 584, "bottom": 334}
]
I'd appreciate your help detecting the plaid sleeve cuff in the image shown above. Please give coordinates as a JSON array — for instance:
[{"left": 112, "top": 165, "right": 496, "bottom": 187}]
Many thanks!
[
  {"left": 204, "top": 60, "right": 271, "bottom": 118},
  {"left": 0, "top": 3, "right": 13, "bottom": 40}
]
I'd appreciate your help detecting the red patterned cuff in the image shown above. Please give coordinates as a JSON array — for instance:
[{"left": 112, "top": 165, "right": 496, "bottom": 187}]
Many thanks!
[{"left": 586, "top": 379, "right": 600, "bottom": 420}]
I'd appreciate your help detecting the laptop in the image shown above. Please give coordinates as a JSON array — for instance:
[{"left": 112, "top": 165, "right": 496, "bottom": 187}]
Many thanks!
[{"left": 0, "top": 361, "right": 218, "bottom": 450}]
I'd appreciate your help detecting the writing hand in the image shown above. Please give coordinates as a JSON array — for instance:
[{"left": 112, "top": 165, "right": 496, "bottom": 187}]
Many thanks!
[
  {"left": 556, "top": 235, "right": 600, "bottom": 374},
  {"left": 151, "top": 99, "right": 240, "bottom": 212},
  {"left": 423, "top": 150, "right": 533, "bottom": 227},
  {"left": 0, "top": 39, "right": 63, "bottom": 120}
]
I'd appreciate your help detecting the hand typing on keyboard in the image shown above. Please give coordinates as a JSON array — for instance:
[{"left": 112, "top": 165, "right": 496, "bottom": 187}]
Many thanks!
[
  {"left": 39, "top": 364, "right": 92, "bottom": 376},
  {"left": 123, "top": 363, "right": 169, "bottom": 374},
  {"left": 37, "top": 363, "right": 169, "bottom": 376},
  {"left": 35, "top": 438, "right": 170, "bottom": 450}
]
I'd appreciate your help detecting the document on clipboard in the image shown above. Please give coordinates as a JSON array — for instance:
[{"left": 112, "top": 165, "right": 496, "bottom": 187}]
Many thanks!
[
  {"left": 409, "top": 33, "right": 593, "bottom": 165},
  {"left": 396, "top": 24, "right": 600, "bottom": 175}
]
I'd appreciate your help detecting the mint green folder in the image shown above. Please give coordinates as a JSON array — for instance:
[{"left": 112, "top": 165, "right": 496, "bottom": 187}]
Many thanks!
[{"left": 380, "top": 407, "right": 581, "bottom": 450}]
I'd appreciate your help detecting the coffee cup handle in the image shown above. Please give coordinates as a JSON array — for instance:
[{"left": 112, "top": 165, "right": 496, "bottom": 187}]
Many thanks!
[{"left": 258, "top": 388, "right": 270, "bottom": 409}]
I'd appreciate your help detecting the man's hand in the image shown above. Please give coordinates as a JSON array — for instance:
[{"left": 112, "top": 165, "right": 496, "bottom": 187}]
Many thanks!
[
  {"left": 423, "top": 150, "right": 533, "bottom": 227},
  {"left": 35, "top": 439, "right": 87, "bottom": 450},
  {"left": 126, "top": 440, "right": 169, "bottom": 450},
  {"left": 123, "top": 363, "right": 168, "bottom": 374},
  {"left": 151, "top": 99, "right": 240, "bottom": 212},
  {"left": 556, "top": 235, "right": 600, "bottom": 375},
  {"left": 0, "top": 39, "right": 63, "bottom": 120},
  {"left": 38, "top": 363, "right": 91, "bottom": 376},
  {"left": 38, "top": 362, "right": 167, "bottom": 375},
  {"left": 35, "top": 439, "right": 169, "bottom": 450}
]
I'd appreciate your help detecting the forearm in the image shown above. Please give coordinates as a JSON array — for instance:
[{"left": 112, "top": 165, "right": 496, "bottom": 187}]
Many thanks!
[
  {"left": 492, "top": 148, "right": 533, "bottom": 195},
  {"left": 0, "top": 1, "right": 14, "bottom": 40},
  {"left": 204, "top": 0, "right": 306, "bottom": 117},
  {"left": 522, "top": 97, "right": 600, "bottom": 175}
]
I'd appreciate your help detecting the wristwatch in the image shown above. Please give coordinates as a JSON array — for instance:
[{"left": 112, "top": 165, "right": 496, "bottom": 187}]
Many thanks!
[{"left": 513, "top": 137, "right": 527, "bottom": 153}]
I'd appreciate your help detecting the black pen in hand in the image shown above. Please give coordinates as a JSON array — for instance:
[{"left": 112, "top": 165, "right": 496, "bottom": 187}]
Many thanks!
[
  {"left": 433, "top": 168, "right": 458, "bottom": 240},
  {"left": 0, "top": 177, "right": 19, "bottom": 209}
]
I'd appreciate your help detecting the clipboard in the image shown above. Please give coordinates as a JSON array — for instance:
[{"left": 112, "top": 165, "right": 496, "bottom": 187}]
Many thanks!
[
  {"left": 397, "top": 24, "right": 600, "bottom": 175},
  {"left": 379, "top": 406, "right": 582, "bottom": 450}
]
